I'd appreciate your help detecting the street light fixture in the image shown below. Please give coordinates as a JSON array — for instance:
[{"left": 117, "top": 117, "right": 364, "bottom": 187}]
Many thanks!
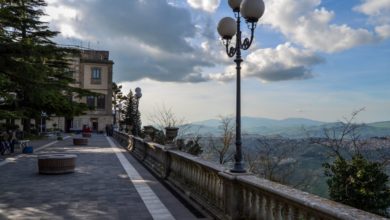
[
  {"left": 218, "top": 0, "right": 265, "bottom": 173},
  {"left": 134, "top": 87, "right": 142, "bottom": 136}
]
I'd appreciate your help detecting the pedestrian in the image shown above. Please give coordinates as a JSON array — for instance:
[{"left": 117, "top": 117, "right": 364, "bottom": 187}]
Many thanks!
[
  {"left": 9, "top": 130, "right": 17, "bottom": 154},
  {"left": 0, "top": 130, "right": 9, "bottom": 155},
  {"left": 105, "top": 124, "right": 109, "bottom": 136},
  {"left": 109, "top": 124, "right": 113, "bottom": 136}
]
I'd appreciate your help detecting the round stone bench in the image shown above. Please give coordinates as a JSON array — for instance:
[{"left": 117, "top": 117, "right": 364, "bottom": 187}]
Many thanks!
[
  {"left": 82, "top": 132, "right": 92, "bottom": 138},
  {"left": 73, "top": 138, "right": 88, "bottom": 145},
  {"left": 38, "top": 154, "right": 77, "bottom": 174}
]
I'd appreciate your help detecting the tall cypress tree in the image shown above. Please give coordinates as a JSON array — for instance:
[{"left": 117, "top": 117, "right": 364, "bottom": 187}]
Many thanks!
[
  {"left": 0, "top": 0, "right": 95, "bottom": 132},
  {"left": 123, "top": 90, "right": 141, "bottom": 135},
  {"left": 124, "top": 90, "right": 135, "bottom": 129}
]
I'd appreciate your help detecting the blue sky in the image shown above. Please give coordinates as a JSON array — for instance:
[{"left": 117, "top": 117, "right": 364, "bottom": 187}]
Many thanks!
[{"left": 45, "top": 0, "right": 390, "bottom": 123}]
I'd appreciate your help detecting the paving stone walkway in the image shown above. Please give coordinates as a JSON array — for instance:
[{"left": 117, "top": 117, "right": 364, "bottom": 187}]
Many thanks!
[{"left": 0, "top": 134, "right": 201, "bottom": 220}]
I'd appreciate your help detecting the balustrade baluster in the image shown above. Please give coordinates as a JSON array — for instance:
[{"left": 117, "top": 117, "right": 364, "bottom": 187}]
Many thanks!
[
  {"left": 266, "top": 196, "right": 273, "bottom": 220},
  {"left": 201, "top": 170, "right": 206, "bottom": 196},
  {"left": 189, "top": 165, "right": 194, "bottom": 190},
  {"left": 249, "top": 190, "right": 258, "bottom": 219},
  {"left": 207, "top": 173, "right": 212, "bottom": 200},
  {"left": 281, "top": 203, "right": 290, "bottom": 220},
  {"left": 273, "top": 200, "right": 283, "bottom": 220},
  {"left": 243, "top": 189, "right": 251, "bottom": 219},
  {"left": 292, "top": 206, "right": 300, "bottom": 220}
]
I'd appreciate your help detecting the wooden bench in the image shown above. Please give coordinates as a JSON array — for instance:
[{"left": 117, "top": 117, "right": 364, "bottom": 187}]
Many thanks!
[{"left": 38, "top": 154, "right": 77, "bottom": 174}]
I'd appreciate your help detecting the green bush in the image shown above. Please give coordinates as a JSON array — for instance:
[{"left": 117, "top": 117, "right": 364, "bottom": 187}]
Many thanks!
[{"left": 324, "top": 154, "right": 390, "bottom": 216}]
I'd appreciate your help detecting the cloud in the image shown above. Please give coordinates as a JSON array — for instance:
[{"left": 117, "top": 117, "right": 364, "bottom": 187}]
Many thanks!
[
  {"left": 375, "top": 25, "right": 390, "bottom": 39},
  {"left": 354, "top": 0, "right": 390, "bottom": 39},
  {"left": 262, "top": 0, "right": 376, "bottom": 53},
  {"left": 210, "top": 43, "right": 324, "bottom": 82},
  {"left": 46, "top": 0, "right": 219, "bottom": 83},
  {"left": 354, "top": 0, "right": 390, "bottom": 16},
  {"left": 187, "top": 0, "right": 220, "bottom": 12}
]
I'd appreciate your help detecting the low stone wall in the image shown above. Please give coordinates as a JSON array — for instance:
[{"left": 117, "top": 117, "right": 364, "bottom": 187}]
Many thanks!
[{"left": 113, "top": 131, "right": 386, "bottom": 220}]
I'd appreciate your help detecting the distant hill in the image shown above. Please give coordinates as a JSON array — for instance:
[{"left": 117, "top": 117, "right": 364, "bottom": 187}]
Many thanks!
[
  {"left": 367, "top": 121, "right": 390, "bottom": 129},
  {"left": 186, "top": 117, "right": 390, "bottom": 138},
  {"left": 192, "top": 116, "right": 324, "bottom": 128}
]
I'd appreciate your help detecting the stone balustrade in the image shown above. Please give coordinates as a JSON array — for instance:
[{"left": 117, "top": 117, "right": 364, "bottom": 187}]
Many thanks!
[{"left": 113, "top": 131, "right": 386, "bottom": 220}]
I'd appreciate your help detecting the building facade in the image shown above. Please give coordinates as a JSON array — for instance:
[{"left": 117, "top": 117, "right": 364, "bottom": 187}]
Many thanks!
[
  {"left": 0, "top": 49, "right": 114, "bottom": 133},
  {"left": 48, "top": 49, "right": 114, "bottom": 132}
]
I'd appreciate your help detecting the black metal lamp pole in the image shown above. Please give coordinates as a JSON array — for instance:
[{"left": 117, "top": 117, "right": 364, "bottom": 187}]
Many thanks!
[
  {"left": 218, "top": 0, "right": 265, "bottom": 173},
  {"left": 134, "top": 87, "right": 142, "bottom": 137}
]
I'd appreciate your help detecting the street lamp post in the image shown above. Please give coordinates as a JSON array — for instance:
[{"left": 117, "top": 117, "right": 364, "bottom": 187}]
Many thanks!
[
  {"left": 40, "top": 111, "right": 47, "bottom": 134},
  {"left": 118, "top": 103, "right": 123, "bottom": 131},
  {"left": 134, "top": 87, "right": 142, "bottom": 136},
  {"left": 218, "top": 0, "right": 265, "bottom": 173}
]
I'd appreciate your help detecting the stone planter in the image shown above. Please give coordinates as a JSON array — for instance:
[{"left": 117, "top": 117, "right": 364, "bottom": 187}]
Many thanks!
[
  {"left": 73, "top": 138, "right": 88, "bottom": 146},
  {"left": 165, "top": 127, "right": 179, "bottom": 143},
  {"left": 143, "top": 125, "right": 155, "bottom": 141},
  {"left": 127, "top": 125, "right": 133, "bottom": 134},
  {"left": 38, "top": 154, "right": 77, "bottom": 174},
  {"left": 82, "top": 132, "right": 92, "bottom": 138}
]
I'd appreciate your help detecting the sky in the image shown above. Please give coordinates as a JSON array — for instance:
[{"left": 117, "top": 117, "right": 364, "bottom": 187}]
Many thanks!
[{"left": 44, "top": 0, "right": 390, "bottom": 124}]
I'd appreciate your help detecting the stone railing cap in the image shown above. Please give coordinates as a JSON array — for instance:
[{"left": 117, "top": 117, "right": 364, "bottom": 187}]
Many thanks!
[{"left": 237, "top": 175, "right": 387, "bottom": 220}]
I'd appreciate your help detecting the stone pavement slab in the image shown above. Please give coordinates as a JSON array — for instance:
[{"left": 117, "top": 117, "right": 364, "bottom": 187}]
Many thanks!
[{"left": 0, "top": 134, "right": 201, "bottom": 220}]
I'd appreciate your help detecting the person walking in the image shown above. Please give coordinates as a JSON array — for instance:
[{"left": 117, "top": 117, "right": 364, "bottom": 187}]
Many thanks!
[
  {"left": 105, "top": 124, "right": 109, "bottom": 136},
  {"left": 9, "top": 130, "right": 17, "bottom": 154},
  {"left": 0, "top": 130, "right": 10, "bottom": 155}
]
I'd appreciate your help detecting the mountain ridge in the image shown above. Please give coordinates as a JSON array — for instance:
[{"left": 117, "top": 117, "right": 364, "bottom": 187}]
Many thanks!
[{"left": 186, "top": 117, "right": 390, "bottom": 138}]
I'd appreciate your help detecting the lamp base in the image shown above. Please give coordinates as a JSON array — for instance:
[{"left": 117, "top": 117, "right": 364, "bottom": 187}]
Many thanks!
[{"left": 230, "top": 161, "right": 246, "bottom": 173}]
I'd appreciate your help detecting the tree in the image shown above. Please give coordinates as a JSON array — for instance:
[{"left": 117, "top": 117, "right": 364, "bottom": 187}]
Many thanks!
[
  {"left": 0, "top": 0, "right": 94, "bottom": 132},
  {"left": 324, "top": 154, "right": 390, "bottom": 216},
  {"left": 244, "top": 136, "right": 316, "bottom": 190},
  {"left": 148, "top": 105, "right": 185, "bottom": 130},
  {"left": 315, "top": 109, "right": 390, "bottom": 216},
  {"left": 206, "top": 116, "right": 235, "bottom": 165},
  {"left": 177, "top": 136, "right": 203, "bottom": 156},
  {"left": 112, "top": 82, "right": 125, "bottom": 125},
  {"left": 123, "top": 90, "right": 141, "bottom": 135},
  {"left": 147, "top": 105, "right": 189, "bottom": 139}
]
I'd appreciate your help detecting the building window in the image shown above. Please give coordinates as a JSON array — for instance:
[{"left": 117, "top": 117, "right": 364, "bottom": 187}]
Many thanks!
[
  {"left": 96, "top": 95, "right": 105, "bottom": 110},
  {"left": 86, "top": 96, "right": 95, "bottom": 109},
  {"left": 91, "top": 67, "right": 101, "bottom": 84}
]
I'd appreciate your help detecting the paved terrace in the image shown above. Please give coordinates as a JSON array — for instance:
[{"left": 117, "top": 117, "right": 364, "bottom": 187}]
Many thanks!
[{"left": 0, "top": 134, "right": 204, "bottom": 220}]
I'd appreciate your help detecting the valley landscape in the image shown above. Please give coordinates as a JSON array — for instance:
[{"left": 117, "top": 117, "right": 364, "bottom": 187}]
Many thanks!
[{"left": 185, "top": 117, "right": 390, "bottom": 198}]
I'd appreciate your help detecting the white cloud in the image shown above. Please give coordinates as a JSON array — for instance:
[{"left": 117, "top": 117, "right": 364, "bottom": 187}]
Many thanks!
[
  {"left": 46, "top": 0, "right": 219, "bottom": 83},
  {"left": 262, "top": 0, "right": 376, "bottom": 53},
  {"left": 354, "top": 0, "right": 390, "bottom": 16},
  {"left": 187, "top": 0, "right": 220, "bottom": 12},
  {"left": 210, "top": 43, "right": 324, "bottom": 82},
  {"left": 354, "top": 0, "right": 390, "bottom": 38},
  {"left": 375, "top": 25, "right": 390, "bottom": 39}
]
